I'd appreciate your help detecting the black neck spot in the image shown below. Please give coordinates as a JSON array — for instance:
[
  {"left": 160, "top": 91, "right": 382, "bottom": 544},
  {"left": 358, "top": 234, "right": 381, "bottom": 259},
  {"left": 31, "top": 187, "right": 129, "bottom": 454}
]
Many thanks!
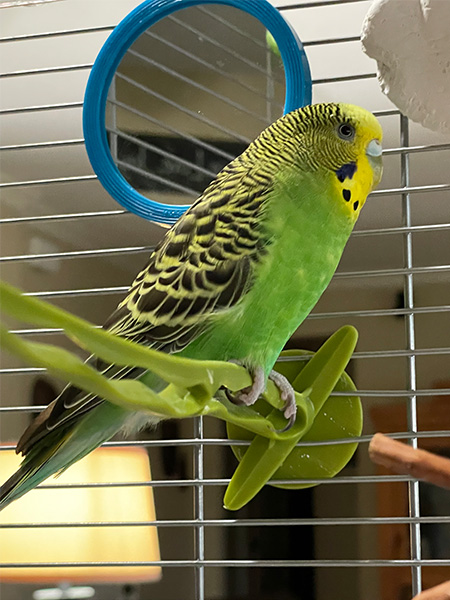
[
  {"left": 343, "top": 189, "right": 351, "bottom": 202},
  {"left": 353, "top": 200, "right": 359, "bottom": 211}
]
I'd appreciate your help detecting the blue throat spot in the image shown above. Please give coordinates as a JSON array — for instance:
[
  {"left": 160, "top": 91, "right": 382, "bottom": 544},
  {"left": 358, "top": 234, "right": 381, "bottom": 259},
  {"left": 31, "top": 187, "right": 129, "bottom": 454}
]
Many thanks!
[{"left": 336, "top": 162, "right": 357, "bottom": 183}]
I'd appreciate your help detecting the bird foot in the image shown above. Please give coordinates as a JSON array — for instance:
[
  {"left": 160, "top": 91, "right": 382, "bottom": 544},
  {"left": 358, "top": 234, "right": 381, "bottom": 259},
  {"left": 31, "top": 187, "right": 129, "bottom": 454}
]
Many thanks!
[
  {"left": 268, "top": 370, "right": 297, "bottom": 431},
  {"left": 232, "top": 365, "right": 266, "bottom": 407},
  {"left": 226, "top": 363, "right": 297, "bottom": 431}
]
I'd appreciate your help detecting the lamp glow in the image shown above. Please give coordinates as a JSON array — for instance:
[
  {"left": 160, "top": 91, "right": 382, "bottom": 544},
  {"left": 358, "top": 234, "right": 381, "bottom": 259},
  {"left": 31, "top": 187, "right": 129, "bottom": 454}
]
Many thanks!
[
  {"left": 33, "top": 586, "right": 95, "bottom": 599},
  {"left": 0, "top": 447, "right": 161, "bottom": 584}
]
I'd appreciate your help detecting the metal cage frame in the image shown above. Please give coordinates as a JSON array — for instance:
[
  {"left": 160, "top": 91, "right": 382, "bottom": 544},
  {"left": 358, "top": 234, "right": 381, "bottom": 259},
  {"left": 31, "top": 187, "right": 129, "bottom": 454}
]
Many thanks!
[{"left": 1, "top": 0, "right": 450, "bottom": 598}]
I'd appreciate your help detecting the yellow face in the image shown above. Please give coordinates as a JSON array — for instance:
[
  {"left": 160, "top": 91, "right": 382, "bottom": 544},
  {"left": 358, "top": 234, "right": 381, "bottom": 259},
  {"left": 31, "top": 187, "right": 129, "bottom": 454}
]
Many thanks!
[{"left": 329, "top": 103, "right": 383, "bottom": 221}]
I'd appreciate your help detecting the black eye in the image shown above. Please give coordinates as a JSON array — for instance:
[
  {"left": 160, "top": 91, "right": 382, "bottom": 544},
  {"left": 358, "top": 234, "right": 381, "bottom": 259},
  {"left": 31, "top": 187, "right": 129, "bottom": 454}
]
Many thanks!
[{"left": 338, "top": 123, "right": 355, "bottom": 140}]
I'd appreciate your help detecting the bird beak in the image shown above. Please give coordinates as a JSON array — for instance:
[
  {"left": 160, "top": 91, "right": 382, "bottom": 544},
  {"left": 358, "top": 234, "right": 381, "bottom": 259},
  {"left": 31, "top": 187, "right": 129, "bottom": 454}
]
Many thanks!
[{"left": 366, "top": 139, "right": 383, "bottom": 187}]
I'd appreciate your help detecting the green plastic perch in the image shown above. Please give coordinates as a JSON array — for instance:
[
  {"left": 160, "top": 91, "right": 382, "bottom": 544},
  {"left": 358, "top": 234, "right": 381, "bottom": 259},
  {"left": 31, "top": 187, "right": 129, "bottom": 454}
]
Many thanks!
[{"left": 0, "top": 280, "right": 362, "bottom": 509}]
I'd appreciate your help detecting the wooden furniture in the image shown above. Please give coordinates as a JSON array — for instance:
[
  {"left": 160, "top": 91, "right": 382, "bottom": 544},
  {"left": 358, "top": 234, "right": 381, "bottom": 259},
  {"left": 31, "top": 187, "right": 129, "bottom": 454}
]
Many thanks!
[{"left": 371, "top": 388, "right": 450, "bottom": 600}]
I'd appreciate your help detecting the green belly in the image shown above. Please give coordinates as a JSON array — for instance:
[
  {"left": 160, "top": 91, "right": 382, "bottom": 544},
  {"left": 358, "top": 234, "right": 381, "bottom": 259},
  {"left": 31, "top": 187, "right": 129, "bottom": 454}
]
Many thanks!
[{"left": 181, "top": 177, "right": 353, "bottom": 374}]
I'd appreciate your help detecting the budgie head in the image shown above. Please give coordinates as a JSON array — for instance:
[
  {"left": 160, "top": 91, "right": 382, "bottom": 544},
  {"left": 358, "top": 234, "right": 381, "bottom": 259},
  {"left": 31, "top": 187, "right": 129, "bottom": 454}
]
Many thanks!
[
  {"left": 248, "top": 102, "right": 383, "bottom": 223},
  {"left": 313, "top": 102, "right": 383, "bottom": 220}
]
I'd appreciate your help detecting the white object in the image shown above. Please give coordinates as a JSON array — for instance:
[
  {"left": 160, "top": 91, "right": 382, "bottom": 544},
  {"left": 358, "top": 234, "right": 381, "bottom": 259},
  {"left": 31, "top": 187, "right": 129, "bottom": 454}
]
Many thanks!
[{"left": 361, "top": 0, "right": 450, "bottom": 133}]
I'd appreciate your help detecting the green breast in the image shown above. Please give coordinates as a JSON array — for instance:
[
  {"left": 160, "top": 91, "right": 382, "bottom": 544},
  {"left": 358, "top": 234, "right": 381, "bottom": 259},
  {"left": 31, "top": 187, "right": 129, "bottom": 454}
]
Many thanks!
[{"left": 182, "top": 171, "right": 354, "bottom": 373}]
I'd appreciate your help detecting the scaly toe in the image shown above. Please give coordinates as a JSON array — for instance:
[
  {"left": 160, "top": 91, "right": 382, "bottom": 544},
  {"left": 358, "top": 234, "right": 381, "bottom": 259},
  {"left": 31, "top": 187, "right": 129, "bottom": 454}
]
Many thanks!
[
  {"left": 225, "top": 364, "right": 265, "bottom": 408},
  {"left": 269, "top": 370, "right": 297, "bottom": 430}
]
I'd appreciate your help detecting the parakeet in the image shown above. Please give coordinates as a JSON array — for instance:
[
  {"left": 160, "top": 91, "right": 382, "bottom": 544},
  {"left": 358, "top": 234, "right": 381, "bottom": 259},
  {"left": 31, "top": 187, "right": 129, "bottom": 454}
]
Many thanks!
[{"left": 0, "top": 103, "right": 382, "bottom": 510}]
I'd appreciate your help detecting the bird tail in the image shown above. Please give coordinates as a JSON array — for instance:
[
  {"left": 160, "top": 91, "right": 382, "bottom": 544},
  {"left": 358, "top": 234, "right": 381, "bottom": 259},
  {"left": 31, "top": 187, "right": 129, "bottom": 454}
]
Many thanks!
[{"left": 0, "top": 401, "right": 129, "bottom": 511}]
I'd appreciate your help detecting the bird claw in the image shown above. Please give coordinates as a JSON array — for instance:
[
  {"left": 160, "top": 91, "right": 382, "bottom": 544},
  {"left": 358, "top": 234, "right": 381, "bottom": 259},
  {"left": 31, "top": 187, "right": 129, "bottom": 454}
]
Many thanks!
[{"left": 225, "top": 363, "right": 297, "bottom": 431}]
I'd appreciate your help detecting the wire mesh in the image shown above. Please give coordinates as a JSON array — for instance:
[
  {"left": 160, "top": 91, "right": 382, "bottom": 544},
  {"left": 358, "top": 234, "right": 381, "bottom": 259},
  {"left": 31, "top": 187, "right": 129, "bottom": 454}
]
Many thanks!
[{"left": 1, "top": 0, "right": 450, "bottom": 599}]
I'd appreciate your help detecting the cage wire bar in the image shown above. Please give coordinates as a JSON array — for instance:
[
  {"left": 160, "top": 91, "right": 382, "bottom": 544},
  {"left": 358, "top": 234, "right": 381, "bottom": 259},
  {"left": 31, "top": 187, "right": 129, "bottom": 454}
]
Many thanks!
[
  {"left": 194, "top": 416, "right": 205, "bottom": 600},
  {"left": 401, "top": 114, "right": 422, "bottom": 596},
  {"left": 0, "top": 0, "right": 450, "bottom": 598}
]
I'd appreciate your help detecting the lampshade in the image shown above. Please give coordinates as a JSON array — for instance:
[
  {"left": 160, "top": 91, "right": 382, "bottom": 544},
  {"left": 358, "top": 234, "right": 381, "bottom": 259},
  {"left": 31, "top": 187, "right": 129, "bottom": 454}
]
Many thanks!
[{"left": 0, "top": 446, "right": 161, "bottom": 584}]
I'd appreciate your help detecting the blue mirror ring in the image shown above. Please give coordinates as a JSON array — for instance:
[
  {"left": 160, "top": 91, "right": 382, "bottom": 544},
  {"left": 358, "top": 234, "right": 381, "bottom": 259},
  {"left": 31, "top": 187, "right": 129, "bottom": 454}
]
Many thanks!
[{"left": 83, "top": 0, "right": 312, "bottom": 224}]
